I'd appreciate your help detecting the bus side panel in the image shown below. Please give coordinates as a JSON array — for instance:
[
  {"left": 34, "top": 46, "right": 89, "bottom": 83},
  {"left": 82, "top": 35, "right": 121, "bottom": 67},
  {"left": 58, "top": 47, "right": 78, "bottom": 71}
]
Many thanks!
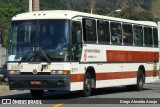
[
  {"left": 70, "top": 62, "right": 84, "bottom": 91},
  {"left": 70, "top": 62, "right": 159, "bottom": 91}
]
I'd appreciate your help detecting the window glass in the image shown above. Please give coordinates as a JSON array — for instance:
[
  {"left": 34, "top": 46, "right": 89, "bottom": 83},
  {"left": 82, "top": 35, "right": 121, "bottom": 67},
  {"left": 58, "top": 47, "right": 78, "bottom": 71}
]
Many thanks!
[
  {"left": 110, "top": 22, "right": 122, "bottom": 44},
  {"left": 133, "top": 25, "right": 143, "bottom": 46},
  {"left": 83, "top": 19, "right": 96, "bottom": 42},
  {"left": 153, "top": 28, "right": 158, "bottom": 47},
  {"left": 144, "top": 27, "right": 152, "bottom": 46},
  {"left": 72, "top": 21, "right": 82, "bottom": 61},
  {"left": 122, "top": 24, "right": 133, "bottom": 45},
  {"left": 97, "top": 20, "right": 110, "bottom": 43}
]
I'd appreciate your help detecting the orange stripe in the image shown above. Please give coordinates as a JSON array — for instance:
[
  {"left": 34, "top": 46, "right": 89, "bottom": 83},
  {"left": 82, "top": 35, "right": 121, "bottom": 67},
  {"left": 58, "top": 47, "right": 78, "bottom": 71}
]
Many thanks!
[
  {"left": 107, "top": 50, "right": 159, "bottom": 62},
  {"left": 70, "top": 70, "right": 159, "bottom": 82},
  {"left": 96, "top": 71, "right": 137, "bottom": 80},
  {"left": 71, "top": 74, "right": 84, "bottom": 82},
  {"left": 146, "top": 70, "right": 159, "bottom": 77}
]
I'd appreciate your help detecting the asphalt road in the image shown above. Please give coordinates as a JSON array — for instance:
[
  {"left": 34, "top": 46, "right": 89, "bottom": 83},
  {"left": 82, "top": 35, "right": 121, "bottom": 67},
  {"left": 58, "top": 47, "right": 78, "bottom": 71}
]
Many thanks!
[{"left": 0, "top": 80, "right": 160, "bottom": 107}]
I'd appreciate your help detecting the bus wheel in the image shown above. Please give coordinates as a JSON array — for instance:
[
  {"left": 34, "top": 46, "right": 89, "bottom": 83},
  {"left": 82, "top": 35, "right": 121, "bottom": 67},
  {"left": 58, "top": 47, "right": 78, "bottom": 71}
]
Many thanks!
[
  {"left": 135, "top": 71, "right": 144, "bottom": 91},
  {"left": 82, "top": 73, "right": 92, "bottom": 97},
  {"left": 30, "top": 90, "right": 44, "bottom": 98}
]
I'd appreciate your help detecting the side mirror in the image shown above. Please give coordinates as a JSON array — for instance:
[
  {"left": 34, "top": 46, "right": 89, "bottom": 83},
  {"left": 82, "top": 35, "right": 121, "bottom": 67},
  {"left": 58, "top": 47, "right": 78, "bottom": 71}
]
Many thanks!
[{"left": 0, "top": 29, "right": 4, "bottom": 44}]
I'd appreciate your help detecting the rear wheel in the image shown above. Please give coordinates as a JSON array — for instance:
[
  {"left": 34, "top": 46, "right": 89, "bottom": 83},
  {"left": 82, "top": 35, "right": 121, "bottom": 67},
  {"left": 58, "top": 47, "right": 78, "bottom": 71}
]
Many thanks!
[
  {"left": 126, "top": 70, "right": 144, "bottom": 91},
  {"left": 135, "top": 72, "right": 144, "bottom": 91},
  {"left": 82, "top": 73, "right": 92, "bottom": 97},
  {"left": 30, "top": 90, "right": 44, "bottom": 98}
]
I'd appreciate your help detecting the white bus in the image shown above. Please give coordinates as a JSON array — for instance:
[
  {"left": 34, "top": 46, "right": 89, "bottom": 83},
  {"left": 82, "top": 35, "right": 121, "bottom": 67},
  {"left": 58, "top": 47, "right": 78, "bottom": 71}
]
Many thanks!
[{"left": 7, "top": 10, "right": 159, "bottom": 98}]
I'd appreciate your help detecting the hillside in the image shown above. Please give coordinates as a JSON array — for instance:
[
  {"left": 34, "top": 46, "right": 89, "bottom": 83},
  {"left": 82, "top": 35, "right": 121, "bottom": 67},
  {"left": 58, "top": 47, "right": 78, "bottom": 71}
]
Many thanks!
[
  {"left": 0, "top": 0, "right": 160, "bottom": 47},
  {"left": 151, "top": 0, "right": 160, "bottom": 17}
]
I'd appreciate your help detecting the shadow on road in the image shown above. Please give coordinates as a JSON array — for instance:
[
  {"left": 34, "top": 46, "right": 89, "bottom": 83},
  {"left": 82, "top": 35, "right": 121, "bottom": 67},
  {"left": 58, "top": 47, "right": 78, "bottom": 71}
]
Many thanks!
[{"left": 0, "top": 86, "right": 151, "bottom": 100}]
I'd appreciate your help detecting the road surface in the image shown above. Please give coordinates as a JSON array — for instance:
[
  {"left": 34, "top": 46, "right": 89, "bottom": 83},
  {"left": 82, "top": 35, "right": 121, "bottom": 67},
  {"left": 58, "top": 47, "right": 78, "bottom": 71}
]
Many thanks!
[{"left": 0, "top": 80, "right": 160, "bottom": 107}]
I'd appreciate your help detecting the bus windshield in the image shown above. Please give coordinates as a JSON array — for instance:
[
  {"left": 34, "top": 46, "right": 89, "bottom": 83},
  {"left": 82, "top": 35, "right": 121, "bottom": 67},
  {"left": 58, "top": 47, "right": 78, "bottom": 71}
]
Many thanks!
[{"left": 8, "top": 20, "right": 70, "bottom": 62}]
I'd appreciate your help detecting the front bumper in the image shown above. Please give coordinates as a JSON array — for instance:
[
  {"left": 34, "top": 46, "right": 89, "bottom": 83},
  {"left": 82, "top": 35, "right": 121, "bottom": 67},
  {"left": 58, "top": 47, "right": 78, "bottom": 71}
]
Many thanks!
[{"left": 8, "top": 74, "right": 70, "bottom": 90}]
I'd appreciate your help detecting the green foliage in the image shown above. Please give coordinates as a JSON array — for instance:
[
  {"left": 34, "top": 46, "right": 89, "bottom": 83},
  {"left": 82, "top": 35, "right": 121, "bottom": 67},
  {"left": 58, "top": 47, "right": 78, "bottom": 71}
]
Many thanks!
[
  {"left": 112, "top": 7, "right": 160, "bottom": 22},
  {"left": 0, "top": 0, "right": 159, "bottom": 48},
  {"left": 0, "top": 0, "right": 28, "bottom": 47}
]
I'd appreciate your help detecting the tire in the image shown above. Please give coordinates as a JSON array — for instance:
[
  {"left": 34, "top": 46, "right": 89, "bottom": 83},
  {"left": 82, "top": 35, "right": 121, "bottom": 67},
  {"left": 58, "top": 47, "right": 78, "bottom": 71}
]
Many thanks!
[
  {"left": 82, "top": 73, "right": 92, "bottom": 97},
  {"left": 30, "top": 90, "right": 44, "bottom": 98},
  {"left": 135, "top": 71, "right": 144, "bottom": 91}
]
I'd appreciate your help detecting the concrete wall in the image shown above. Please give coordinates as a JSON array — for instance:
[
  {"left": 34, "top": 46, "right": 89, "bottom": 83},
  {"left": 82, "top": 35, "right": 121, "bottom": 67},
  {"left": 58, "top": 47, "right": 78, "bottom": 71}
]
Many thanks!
[{"left": 0, "top": 45, "right": 6, "bottom": 67}]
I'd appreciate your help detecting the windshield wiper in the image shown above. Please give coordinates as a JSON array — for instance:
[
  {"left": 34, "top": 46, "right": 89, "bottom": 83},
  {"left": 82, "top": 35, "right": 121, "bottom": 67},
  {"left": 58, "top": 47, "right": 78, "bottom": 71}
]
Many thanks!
[
  {"left": 36, "top": 45, "right": 51, "bottom": 63},
  {"left": 19, "top": 37, "right": 51, "bottom": 63}
]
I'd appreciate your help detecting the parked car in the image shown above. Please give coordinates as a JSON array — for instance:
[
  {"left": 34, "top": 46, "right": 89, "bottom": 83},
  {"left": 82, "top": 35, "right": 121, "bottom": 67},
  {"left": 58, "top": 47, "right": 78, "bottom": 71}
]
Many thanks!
[{"left": 0, "top": 63, "right": 8, "bottom": 82}]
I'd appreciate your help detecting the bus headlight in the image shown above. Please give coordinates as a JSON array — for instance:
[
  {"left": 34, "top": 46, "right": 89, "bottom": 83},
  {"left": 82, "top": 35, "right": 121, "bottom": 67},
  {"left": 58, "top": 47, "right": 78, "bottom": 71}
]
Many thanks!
[
  {"left": 8, "top": 70, "right": 20, "bottom": 75},
  {"left": 51, "top": 70, "right": 68, "bottom": 75}
]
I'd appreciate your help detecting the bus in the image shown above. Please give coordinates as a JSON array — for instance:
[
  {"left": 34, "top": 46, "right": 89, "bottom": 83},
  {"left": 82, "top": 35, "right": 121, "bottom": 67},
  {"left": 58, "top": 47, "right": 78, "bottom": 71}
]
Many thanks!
[{"left": 8, "top": 10, "right": 159, "bottom": 98}]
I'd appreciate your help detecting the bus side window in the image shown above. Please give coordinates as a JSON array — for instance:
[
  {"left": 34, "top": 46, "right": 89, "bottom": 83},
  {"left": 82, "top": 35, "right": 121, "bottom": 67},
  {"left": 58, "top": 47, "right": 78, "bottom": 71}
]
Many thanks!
[
  {"left": 110, "top": 22, "right": 122, "bottom": 44},
  {"left": 83, "top": 18, "right": 97, "bottom": 43},
  {"left": 122, "top": 24, "right": 133, "bottom": 45},
  {"left": 133, "top": 25, "right": 143, "bottom": 46},
  {"left": 71, "top": 21, "right": 82, "bottom": 61},
  {"left": 97, "top": 20, "right": 110, "bottom": 43},
  {"left": 144, "top": 27, "right": 152, "bottom": 47},
  {"left": 153, "top": 28, "right": 158, "bottom": 47}
]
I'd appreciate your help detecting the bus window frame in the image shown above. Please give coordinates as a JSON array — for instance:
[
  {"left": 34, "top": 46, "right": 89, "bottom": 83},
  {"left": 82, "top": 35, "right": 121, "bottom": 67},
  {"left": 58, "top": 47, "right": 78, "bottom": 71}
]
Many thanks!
[
  {"left": 143, "top": 26, "right": 153, "bottom": 47},
  {"left": 153, "top": 27, "right": 158, "bottom": 47},
  {"left": 71, "top": 20, "right": 83, "bottom": 62},
  {"left": 133, "top": 24, "right": 144, "bottom": 46},
  {"left": 122, "top": 23, "right": 133, "bottom": 46},
  {"left": 82, "top": 18, "right": 97, "bottom": 43},
  {"left": 97, "top": 19, "right": 110, "bottom": 44},
  {"left": 110, "top": 21, "right": 122, "bottom": 45}
]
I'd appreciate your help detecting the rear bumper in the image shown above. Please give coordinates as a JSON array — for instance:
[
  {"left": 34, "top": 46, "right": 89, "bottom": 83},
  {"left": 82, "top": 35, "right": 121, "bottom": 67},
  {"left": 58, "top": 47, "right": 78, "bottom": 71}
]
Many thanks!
[{"left": 8, "top": 74, "right": 70, "bottom": 90}]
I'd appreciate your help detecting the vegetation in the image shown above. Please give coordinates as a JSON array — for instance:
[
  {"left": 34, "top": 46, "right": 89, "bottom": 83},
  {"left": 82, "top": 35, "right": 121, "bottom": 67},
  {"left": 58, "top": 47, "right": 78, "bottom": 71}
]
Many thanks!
[{"left": 0, "top": 0, "right": 159, "bottom": 47}]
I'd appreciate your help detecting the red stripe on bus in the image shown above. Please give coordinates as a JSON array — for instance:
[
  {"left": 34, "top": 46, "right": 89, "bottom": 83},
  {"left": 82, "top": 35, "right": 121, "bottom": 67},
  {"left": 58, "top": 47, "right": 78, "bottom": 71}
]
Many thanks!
[
  {"left": 96, "top": 71, "right": 137, "bottom": 80},
  {"left": 70, "top": 70, "right": 159, "bottom": 82},
  {"left": 106, "top": 50, "right": 159, "bottom": 62},
  {"left": 71, "top": 74, "right": 84, "bottom": 82},
  {"left": 146, "top": 70, "right": 159, "bottom": 77}
]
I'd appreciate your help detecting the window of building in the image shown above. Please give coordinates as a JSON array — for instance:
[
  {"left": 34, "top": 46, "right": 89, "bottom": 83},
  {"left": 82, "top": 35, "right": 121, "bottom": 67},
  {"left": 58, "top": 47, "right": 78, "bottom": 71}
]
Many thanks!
[
  {"left": 83, "top": 18, "right": 97, "bottom": 43},
  {"left": 133, "top": 25, "right": 143, "bottom": 46},
  {"left": 97, "top": 20, "right": 110, "bottom": 43},
  {"left": 122, "top": 24, "right": 133, "bottom": 45},
  {"left": 110, "top": 22, "right": 122, "bottom": 44}
]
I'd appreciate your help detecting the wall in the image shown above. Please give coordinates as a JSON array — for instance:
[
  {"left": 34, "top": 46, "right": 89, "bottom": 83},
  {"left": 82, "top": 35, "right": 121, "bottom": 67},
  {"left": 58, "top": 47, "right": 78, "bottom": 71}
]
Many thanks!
[{"left": 0, "top": 45, "right": 6, "bottom": 67}]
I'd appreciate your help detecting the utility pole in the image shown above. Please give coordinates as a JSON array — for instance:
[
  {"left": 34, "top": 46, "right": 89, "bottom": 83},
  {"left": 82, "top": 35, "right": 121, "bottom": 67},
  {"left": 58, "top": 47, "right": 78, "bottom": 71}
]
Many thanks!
[
  {"left": 29, "top": 0, "right": 32, "bottom": 12},
  {"left": 90, "top": 0, "right": 95, "bottom": 14},
  {"left": 29, "top": 0, "right": 40, "bottom": 12},
  {"left": 33, "top": 0, "right": 40, "bottom": 11}
]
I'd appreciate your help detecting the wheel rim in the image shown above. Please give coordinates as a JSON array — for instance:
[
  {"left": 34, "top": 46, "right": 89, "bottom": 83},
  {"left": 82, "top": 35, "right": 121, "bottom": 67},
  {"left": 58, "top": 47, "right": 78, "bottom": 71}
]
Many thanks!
[
  {"left": 139, "top": 76, "right": 143, "bottom": 88},
  {"left": 85, "top": 78, "right": 91, "bottom": 92}
]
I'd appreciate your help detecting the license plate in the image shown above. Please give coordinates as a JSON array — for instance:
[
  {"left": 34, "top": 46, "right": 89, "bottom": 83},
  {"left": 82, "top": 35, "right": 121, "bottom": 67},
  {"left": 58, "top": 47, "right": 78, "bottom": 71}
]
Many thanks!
[{"left": 30, "top": 81, "right": 41, "bottom": 85}]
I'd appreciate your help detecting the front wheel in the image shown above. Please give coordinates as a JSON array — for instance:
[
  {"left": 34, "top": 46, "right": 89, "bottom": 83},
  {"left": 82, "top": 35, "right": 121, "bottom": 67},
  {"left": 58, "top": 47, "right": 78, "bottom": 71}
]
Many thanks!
[
  {"left": 81, "top": 73, "right": 92, "bottom": 97},
  {"left": 30, "top": 90, "right": 44, "bottom": 98}
]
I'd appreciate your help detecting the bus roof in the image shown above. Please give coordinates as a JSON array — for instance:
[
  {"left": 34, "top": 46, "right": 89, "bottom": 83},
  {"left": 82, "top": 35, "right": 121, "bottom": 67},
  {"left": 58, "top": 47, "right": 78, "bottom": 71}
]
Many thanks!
[{"left": 12, "top": 10, "right": 157, "bottom": 27}]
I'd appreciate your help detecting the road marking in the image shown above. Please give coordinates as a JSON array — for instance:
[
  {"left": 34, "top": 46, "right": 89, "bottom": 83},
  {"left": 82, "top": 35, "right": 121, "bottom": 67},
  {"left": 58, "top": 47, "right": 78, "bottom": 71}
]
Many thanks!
[{"left": 53, "top": 103, "right": 63, "bottom": 107}]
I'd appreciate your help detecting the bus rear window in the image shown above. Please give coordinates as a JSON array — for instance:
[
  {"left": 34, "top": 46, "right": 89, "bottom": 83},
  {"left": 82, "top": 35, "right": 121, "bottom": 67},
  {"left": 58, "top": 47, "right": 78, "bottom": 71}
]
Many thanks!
[{"left": 153, "top": 28, "right": 158, "bottom": 47}]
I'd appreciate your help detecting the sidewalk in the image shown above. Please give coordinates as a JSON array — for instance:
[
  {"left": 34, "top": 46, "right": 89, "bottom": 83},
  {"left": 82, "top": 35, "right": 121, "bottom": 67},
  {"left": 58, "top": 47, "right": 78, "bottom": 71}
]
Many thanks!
[{"left": 0, "top": 85, "right": 9, "bottom": 93}]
